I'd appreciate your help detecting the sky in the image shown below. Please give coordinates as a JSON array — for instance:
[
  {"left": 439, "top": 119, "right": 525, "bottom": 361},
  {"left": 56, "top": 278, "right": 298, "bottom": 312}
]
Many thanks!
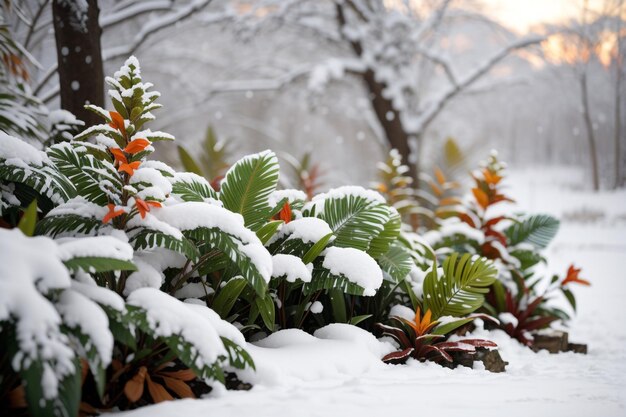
[{"left": 482, "top": 0, "right": 588, "bottom": 33}]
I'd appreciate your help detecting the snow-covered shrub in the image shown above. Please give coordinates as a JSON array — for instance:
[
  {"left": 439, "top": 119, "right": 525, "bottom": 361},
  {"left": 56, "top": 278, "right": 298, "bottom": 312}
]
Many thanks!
[
  {"left": 422, "top": 152, "right": 589, "bottom": 345},
  {"left": 0, "top": 227, "right": 134, "bottom": 416},
  {"left": 1, "top": 57, "right": 256, "bottom": 412}
]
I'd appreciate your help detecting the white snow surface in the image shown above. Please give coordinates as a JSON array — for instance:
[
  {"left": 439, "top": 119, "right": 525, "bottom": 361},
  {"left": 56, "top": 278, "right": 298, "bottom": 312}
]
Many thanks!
[
  {"left": 0, "top": 131, "right": 50, "bottom": 166},
  {"left": 127, "top": 288, "right": 226, "bottom": 367},
  {"left": 322, "top": 246, "right": 383, "bottom": 296},
  {"left": 268, "top": 217, "right": 333, "bottom": 245},
  {"left": 271, "top": 254, "right": 312, "bottom": 283},
  {"left": 114, "top": 167, "right": 626, "bottom": 416}
]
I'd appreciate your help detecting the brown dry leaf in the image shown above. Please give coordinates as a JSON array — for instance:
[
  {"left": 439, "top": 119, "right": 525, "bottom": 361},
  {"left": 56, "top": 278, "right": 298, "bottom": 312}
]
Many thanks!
[
  {"left": 80, "top": 358, "right": 89, "bottom": 385},
  {"left": 146, "top": 374, "right": 174, "bottom": 403},
  {"left": 159, "top": 368, "right": 196, "bottom": 381},
  {"left": 8, "top": 385, "right": 26, "bottom": 408},
  {"left": 124, "top": 366, "right": 147, "bottom": 403},
  {"left": 162, "top": 376, "right": 195, "bottom": 399}
]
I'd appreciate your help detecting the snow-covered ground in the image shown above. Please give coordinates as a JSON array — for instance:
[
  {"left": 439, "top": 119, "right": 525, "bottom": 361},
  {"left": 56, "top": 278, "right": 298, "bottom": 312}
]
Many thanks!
[{"left": 117, "top": 167, "right": 626, "bottom": 417}]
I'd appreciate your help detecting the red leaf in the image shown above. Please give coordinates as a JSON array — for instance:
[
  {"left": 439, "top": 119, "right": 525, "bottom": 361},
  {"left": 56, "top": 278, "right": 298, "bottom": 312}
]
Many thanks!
[{"left": 382, "top": 348, "right": 414, "bottom": 364}]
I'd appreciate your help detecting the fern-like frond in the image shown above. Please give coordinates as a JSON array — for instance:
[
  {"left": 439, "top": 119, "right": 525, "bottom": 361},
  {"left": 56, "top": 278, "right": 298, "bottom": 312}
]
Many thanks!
[
  {"left": 423, "top": 253, "right": 497, "bottom": 319},
  {"left": 219, "top": 150, "right": 279, "bottom": 231},
  {"left": 47, "top": 143, "right": 121, "bottom": 205},
  {"left": 505, "top": 214, "right": 559, "bottom": 249}
]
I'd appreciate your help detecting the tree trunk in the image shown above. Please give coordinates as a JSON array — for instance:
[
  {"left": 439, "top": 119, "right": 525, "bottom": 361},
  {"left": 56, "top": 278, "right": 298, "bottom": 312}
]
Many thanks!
[
  {"left": 360, "top": 69, "right": 418, "bottom": 182},
  {"left": 614, "top": 4, "right": 623, "bottom": 189},
  {"left": 580, "top": 71, "right": 600, "bottom": 191},
  {"left": 335, "top": 3, "right": 418, "bottom": 183},
  {"left": 52, "top": 0, "right": 104, "bottom": 127}
]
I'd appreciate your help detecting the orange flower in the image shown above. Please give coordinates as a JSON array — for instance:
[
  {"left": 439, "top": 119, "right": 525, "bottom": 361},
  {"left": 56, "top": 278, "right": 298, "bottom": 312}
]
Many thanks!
[
  {"left": 109, "top": 111, "right": 127, "bottom": 137},
  {"left": 135, "top": 198, "right": 162, "bottom": 219},
  {"left": 278, "top": 202, "right": 292, "bottom": 223},
  {"left": 103, "top": 203, "right": 125, "bottom": 223},
  {"left": 483, "top": 169, "right": 502, "bottom": 185},
  {"left": 400, "top": 307, "right": 439, "bottom": 337},
  {"left": 472, "top": 187, "right": 489, "bottom": 209},
  {"left": 110, "top": 148, "right": 127, "bottom": 166},
  {"left": 124, "top": 138, "right": 151, "bottom": 154},
  {"left": 119, "top": 161, "right": 141, "bottom": 176},
  {"left": 562, "top": 265, "right": 590, "bottom": 286}
]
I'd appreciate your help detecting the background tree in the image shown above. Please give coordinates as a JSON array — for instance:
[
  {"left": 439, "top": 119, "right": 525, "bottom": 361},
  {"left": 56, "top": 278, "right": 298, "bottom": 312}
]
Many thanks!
[{"left": 52, "top": 0, "right": 104, "bottom": 126}]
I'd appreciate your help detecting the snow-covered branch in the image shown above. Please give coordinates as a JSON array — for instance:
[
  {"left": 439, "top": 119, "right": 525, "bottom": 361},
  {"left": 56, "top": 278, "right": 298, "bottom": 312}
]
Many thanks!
[
  {"left": 100, "top": 1, "right": 173, "bottom": 29},
  {"left": 103, "top": 0, "right": 220, "bottom": 61},
  {"left": 406, "top": 35, "right": 545, "bottom": 134}
]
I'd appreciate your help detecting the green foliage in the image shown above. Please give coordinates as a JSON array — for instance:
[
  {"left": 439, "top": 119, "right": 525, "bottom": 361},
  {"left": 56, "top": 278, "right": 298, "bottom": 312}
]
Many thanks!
[
  {"left": 17, "top": 199, "right": 37, "bottom": 236},
  {"left": 423, "top": 253, "right": 497, "bottom": 319},
  {"left": 219, "top": 150, "right": 280, "bottom": 231},
  {"left": 505, "top": 214, "right": 560, "bottom": 249},
  {"left": 307, "top": 192, "right": 391, "bottom": 252}
]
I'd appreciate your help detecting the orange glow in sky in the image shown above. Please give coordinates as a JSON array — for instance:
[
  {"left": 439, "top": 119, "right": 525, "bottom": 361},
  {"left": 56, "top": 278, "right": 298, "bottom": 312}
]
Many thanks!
[{"left": 482, "top": 0, "right": 604, "bottom": 33}]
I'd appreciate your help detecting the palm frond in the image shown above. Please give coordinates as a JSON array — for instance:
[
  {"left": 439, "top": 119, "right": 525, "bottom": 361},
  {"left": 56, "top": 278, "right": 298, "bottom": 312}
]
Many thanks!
[
  {"left": 219, "top": 150, "right": 279, "bottom": 231},
  {"left": 505, "top": 214, "right": 560, "bottom": 249},
  {"left": 423, "top": 253, "right": 497, "bottom": 319}
]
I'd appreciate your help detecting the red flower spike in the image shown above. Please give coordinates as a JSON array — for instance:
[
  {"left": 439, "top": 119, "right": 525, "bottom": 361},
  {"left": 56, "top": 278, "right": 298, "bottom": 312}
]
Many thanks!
[
  {"left": 103, "top": 203, "right": 125, "bottom": 223},
  {"left": 119, "top": 161, "right": 141, "bottom": 176},
  {"left": 562, "top": 265, "right": 590, "bottom": 287},
  {"left": 124, "top": 138, "right": 151, "bottom": 154},
  {"left": 109, "top": 111, "right": 127, "bottom": 137}
]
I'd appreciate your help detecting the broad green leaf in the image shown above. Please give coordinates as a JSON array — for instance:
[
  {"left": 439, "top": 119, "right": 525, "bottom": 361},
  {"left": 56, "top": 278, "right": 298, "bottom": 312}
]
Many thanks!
[
  {"left": 329, "top": 288, "right": 347, "bottom": 323},
  {"left": 302, "top": 232, "right": 334, "bottom": 264},
  {"left": 256, "top": 220, "right": 283, "bottom": 245},
  {"left": 219, "top": 150, "right": 279, "bottom": 231},
  {"left": 432, "top": 317, "right": 474, "bottom": 335},
  {"left": 17, "top": 200, "right": 37, "bottom": 236},
  {"left": 349, "top": 314, "right": 373, "bottom": 326},
  {"left": 255, "top": 293, "right": 275, "bottom": 332},
  {"left": 63, "top": 257, "right": 137, "bottom": 273},
  {"left": 212, "top": 277, "right": 247, "bottom": 318},
  {"left": 177, "top": 145, "right": 204, "bottom": 176},
  {"left": 423, "top": 253, "right": 497, "bottom": 319}
]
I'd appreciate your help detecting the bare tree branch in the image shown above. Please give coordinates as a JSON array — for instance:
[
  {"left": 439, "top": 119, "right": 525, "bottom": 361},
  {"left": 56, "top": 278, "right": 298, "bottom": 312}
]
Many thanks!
[
  {"left": 409, "top": 35, "right": 545, "bottom": 134},
  {"left": 100, "top": 1, "right": 173, "bottom": 29},
  {"left": 103, "top": 0, "right": 218, "bottom": 61}
]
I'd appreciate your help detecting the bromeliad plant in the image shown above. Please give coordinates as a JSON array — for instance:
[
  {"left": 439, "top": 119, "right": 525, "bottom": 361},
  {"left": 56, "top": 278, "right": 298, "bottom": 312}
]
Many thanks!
[
  {"left": 423, "top": 152, "right": 589, "bottom": 346},
  {"left": 376, "top": 250, "right": 499, "bottom": 364}
]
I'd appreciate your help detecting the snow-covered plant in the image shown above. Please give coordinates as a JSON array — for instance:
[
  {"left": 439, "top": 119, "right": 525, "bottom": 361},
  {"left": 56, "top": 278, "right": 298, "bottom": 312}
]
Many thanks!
[
  {"left": 171, "top": 142, "right": 419, "bottom": 332},
  {"left": 424, "top": 152, "right": 588, "bottom": 344},
  {"left": 1, "top": 56, "right": 257, "bottom": 411},
  {"left": 373, "top": 148, "right": 462, "bottom": 231},
  {"left": 377, "top": 306, "right": 496, "bottom": 364},
  {"left": 0, "top": 18, "right": 48, "bottom": 145},
  {"left": 0, "top": 226, "right": 135, "bottom": 416}
]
